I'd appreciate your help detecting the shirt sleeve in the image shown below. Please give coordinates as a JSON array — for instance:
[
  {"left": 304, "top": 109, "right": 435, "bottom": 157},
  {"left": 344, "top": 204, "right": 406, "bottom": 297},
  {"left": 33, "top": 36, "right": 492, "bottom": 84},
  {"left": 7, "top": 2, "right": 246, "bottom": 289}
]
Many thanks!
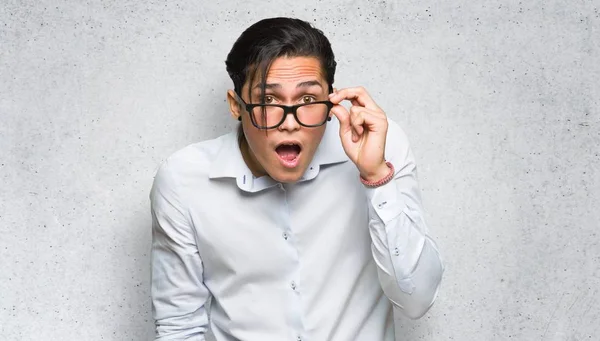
[
  {"left": 150, "top": 159, "right": 210, "bottom": 340},
  {"left": 365, "top": 119, "right": 445, "bottom": 319}
]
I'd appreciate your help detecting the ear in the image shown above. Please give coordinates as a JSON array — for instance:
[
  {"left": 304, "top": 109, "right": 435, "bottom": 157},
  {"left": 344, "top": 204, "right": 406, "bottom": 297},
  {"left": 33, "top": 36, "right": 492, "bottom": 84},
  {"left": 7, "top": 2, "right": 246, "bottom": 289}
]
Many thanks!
[{"left": 227, "top": 89, "right": 242, "bottom": 121}]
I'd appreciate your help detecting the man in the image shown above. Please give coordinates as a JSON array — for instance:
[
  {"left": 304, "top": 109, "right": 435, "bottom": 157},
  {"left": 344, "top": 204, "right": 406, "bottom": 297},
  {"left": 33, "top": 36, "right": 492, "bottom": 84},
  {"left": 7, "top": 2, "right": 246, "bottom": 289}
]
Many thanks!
[{"left": 150, "top": 17, "right": 444, "bottom": 341}]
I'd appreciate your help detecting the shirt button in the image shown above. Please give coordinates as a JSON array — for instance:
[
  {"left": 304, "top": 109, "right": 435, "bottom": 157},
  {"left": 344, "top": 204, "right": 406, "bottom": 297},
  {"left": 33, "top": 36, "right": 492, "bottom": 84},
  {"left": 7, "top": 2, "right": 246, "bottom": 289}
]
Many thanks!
[
  {"left": 291, "top": 281, "right": 297, "bottom": 290},
  {"left": 394, "top": 247, "right": 400, "bottom": 256},
  {"left": 297, "top": 336, "right": 302, "bottom": 341},
  {"left": 282, "top": 232, "right": 289, "bottom": 240},
  {"left": 277, "top": 183, "right": 283, "bottom": 189}
]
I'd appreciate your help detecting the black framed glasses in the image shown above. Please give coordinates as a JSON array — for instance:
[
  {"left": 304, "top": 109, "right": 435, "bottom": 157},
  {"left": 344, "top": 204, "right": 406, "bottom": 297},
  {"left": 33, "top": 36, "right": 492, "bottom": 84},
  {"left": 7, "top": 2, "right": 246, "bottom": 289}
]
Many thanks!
[{"left": 234, "top": 92, "right": 333, "bottom": 129}]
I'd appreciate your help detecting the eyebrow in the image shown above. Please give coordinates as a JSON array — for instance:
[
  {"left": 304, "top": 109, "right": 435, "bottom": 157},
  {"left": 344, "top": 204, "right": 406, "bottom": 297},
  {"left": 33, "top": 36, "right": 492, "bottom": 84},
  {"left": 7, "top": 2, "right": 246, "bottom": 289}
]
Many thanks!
[{"left": 253, "top": 80, "right": 323, "bottom": 90}]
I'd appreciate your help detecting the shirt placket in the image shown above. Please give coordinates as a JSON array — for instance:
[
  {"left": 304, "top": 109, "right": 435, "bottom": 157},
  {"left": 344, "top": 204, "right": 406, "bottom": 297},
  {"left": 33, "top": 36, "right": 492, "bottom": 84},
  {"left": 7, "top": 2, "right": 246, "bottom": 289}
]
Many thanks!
[{"left": 278, "top": 182, "right": 307, "bottom": 341}]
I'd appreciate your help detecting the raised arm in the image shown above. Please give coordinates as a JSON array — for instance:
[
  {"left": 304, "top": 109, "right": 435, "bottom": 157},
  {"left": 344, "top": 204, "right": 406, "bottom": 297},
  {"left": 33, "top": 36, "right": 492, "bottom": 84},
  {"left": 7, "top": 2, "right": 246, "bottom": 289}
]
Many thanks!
[
  {"left": 328, "top": 87, "right": 444, "bottom": 318},
  {"left": 365, "top": 119, "right": 444, "bottom": 319}
]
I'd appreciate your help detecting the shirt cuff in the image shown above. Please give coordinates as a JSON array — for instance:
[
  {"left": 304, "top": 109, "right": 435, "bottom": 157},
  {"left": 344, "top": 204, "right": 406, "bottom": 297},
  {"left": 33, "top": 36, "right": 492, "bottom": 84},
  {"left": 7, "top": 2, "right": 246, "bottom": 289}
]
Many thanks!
[{"left": 365, "top": 180, "right": 404, "bottom": 224}]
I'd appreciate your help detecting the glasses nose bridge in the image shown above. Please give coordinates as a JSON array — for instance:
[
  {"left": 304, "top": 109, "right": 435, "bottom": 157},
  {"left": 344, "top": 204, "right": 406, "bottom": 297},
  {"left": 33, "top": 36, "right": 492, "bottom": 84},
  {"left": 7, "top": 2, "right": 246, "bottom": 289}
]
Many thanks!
[
  {"left": 279, "top": 105, "right": 301, "bottom": 129},
  {"left": 281, "top": 105, "right": 300, "bottom": 123},
  {"left": 282, "top": 105, "right": 297, "bottom": 116}
]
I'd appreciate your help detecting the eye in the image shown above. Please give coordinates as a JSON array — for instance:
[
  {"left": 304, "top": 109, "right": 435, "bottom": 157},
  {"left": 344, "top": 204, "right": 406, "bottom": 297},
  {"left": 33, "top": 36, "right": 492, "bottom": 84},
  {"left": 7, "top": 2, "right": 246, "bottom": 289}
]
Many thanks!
[
  {"left": 301, "top": 96, "right": 316, "bottom": 104},
  {"left": 264, "top": 95, "right": 275, "bottom": 104}
]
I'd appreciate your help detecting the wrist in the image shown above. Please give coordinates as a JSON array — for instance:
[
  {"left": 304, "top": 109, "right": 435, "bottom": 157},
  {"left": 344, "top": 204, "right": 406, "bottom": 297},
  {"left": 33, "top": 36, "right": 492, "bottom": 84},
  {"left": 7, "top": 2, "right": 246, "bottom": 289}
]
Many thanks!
[
  {"left": 360, "top": 162, "right": 391, "bottom": 182},
  {"left": 360, "top": 162, "right": 395, "bottom": 187}
]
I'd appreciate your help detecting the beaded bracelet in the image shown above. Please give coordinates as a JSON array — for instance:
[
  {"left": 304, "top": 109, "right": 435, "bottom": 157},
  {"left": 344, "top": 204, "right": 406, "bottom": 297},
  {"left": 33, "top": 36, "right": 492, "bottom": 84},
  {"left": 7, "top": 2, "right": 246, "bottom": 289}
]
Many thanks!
[{"left": 360, "top": 161, "right": 395, "bottom": 187}]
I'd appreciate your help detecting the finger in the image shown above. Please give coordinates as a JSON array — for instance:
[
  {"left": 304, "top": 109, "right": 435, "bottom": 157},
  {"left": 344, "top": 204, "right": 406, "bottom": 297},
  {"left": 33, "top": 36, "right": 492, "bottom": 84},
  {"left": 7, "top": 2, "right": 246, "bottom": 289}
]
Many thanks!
[
  {"left": 349, "top": 106, "right": 387, "bottom": 141},
  {"left": 349, "top": 106, "right": 386, "bottom": 131},
  {"left": 349, "top": 103, "right": 386, "bottom": 119},
  {"left": 328, "top": 86, "right": 380, "bottom": 110},
  {"left": 349, "top": 106, "right": 366, "bottom": 136}
]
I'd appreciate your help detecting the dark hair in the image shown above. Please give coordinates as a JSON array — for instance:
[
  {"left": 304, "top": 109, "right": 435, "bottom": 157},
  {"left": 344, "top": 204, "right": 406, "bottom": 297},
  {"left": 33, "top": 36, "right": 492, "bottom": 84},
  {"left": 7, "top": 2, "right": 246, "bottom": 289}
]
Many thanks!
[{"left": 225, "top": 17, "right": 337, "bottom": 101}]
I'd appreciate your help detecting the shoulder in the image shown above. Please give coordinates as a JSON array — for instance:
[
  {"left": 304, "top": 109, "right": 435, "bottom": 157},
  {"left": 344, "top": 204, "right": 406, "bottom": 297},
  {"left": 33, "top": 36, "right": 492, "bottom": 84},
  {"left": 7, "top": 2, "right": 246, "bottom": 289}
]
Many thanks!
[
  {"left": 384, "top": 117, "right": 415, "bottom": 165},
  {"left": 386, "top": 117, "right": 410, "bottom": 144},
  {"left": 151, "top": 133, "right": 233, "bottom": 192}
]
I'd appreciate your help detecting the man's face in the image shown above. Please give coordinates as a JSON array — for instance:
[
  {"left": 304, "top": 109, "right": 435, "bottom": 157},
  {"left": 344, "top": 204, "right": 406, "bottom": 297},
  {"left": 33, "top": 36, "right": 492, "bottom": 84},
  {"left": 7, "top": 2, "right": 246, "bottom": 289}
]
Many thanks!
[{"left": 227, "top": 56, "right": 330, "bottom": 183}]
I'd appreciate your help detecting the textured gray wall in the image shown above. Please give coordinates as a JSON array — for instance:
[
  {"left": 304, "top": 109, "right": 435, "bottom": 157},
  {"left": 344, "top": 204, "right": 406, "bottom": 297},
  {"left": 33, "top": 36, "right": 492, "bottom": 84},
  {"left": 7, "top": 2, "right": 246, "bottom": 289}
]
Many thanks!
[{"left": 1, "top": 1, "right": 598, "bottom": 340}]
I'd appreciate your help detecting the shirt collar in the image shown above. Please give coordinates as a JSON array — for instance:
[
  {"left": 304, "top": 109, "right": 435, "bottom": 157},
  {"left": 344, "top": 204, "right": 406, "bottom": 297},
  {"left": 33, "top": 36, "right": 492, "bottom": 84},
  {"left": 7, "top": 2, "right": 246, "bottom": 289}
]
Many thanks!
[{"left": 209, "top": 117, "right": 348, "bottom": 192}]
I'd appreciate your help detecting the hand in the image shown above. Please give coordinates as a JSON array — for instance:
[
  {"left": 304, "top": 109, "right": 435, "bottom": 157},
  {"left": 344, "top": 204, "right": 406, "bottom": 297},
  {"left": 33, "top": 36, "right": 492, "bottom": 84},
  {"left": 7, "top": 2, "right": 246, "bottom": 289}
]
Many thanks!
[{"left": 328, "top": 87, "right": 390, "bottom": 182}]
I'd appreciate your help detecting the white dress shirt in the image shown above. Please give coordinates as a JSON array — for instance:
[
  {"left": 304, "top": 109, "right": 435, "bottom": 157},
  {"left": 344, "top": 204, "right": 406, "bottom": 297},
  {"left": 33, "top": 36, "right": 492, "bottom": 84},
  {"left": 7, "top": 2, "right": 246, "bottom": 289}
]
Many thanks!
[{"left": 150, "top": 116, "right": 444, "bottom": 341}]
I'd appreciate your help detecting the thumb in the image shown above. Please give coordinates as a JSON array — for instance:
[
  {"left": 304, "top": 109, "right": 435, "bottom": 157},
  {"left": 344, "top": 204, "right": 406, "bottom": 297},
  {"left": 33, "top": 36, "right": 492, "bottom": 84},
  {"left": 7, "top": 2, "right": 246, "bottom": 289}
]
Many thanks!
[
  {"left": 330, "top": 104, "right": 351, "bottom": 133},
  {"left": 329, "top": 104, "right": 354, "bottom": 147}
]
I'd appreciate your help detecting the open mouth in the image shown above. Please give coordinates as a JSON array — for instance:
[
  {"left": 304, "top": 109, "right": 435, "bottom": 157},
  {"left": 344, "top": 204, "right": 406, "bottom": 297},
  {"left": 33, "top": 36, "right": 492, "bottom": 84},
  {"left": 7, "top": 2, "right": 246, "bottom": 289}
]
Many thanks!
[{"left": 275, "top": 142, "right": 302, "bottom": 168}]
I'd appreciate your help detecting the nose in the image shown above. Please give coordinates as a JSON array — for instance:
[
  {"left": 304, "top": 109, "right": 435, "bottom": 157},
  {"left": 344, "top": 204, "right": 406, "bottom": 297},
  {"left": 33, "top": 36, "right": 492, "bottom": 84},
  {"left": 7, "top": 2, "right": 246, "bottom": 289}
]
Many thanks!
[{"left": 278, "top": 111, "right": 300, "bottom": 132}]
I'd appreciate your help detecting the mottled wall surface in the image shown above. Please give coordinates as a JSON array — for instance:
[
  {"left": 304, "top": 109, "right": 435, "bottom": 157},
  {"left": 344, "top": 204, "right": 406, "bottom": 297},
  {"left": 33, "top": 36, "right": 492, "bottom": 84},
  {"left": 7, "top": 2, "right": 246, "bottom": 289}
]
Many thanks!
[{"left": 1, "top": 1, "right": 598, "bottom": 340}]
